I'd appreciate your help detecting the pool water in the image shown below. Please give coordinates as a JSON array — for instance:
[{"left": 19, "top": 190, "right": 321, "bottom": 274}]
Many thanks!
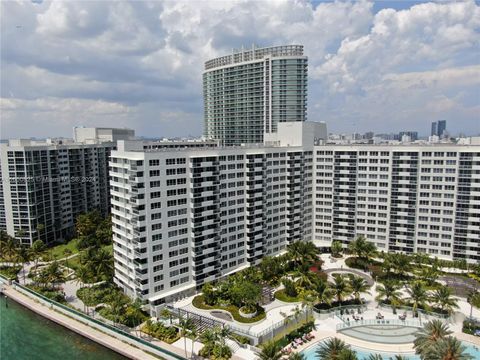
[{"left": 301, "top": 341, "right": 480, "bottom": 360}]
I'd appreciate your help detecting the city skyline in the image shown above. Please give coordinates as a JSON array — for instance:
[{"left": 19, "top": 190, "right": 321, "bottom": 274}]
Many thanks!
[{"left": 1, "top": 0, "right": 479, "bottom": 139}]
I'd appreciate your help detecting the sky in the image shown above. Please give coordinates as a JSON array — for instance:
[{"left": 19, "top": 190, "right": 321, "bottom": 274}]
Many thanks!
[{"left": 1, "top": 0, "right": 479, "bottom": 139}]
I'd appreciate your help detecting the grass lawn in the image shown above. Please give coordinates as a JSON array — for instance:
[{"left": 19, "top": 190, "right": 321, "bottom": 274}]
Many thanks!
[
  {"left": 60, "top": 255, "right": 81, "bottom": 272},
  {"left": 44, "top": 238, "right": 81, "bottom": 260},
  {"left": 274, "top": 289, "right": 301, "bottom": 303}
]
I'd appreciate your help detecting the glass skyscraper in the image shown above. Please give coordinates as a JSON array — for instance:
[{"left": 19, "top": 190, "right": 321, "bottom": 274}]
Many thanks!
[{"left": 203, "top": 45, "right": 308, "bottom": 145}]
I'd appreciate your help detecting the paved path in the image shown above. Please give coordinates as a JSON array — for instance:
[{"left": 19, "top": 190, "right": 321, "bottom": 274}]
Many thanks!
[{"left": 324, "top": 268, "right": 374, "bottom": 286}]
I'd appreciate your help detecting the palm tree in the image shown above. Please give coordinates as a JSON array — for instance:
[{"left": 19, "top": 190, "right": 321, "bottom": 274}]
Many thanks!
[
  {"left": 217, "top": 326, "right": 233, "bottom": 346},
  {"left": 375, "top": 280, "right": 402, "bottom": 304},
  {"left": 331, "top": 240, "right": 343, "bottom": 257},
  {"left": 413, "top": 319, "right": 452, "bottom": 358},
  {"left": 189, "top": 326, "right": 198, "bottom": 359},
  {"left": 349, "top": 276, "right": 370, "bottom": 303},
  {"left": 338, "top": 348, "right": 358, "bottom": 360},
  {"left": 74, "top": 265, "right": 90, "bottom": 289},
  {"left": 431, "top": 287, "right": 458, "bottom": 316},
  {"left": 89, "top": 248, "right": 114, "bottom": 281},
  {"left": 390, "top": 356, "right": 408, "bottom": 360},
  {"left": 316, "top": 337, "right": 348, "bottom": 360},
  {"left": 407, "top": 282, "right": 428, "bottom": 317},
  {"left": 17, "top": 246, "right": 31, "bottom": 284},
  {"left": 330, "top": 275, "right": 351, "bottom": 304},
  {"left": 291, "top": 305, "right": 303, "bottom": 326},
  {"left": 315, "top": 280, "right": 334, "bottom": 306},
  {"left": 368, "top": 355, "right": 383, "bottom": 360},
  {"left": 296, "top": 271, "right": 317, "bottom": 291},
  {"left": 199, "top": 327, "right": 218, "bottom": 357},
  {"left": 30, "top": 239, "right": 45, "bottom": 269},
  {"left": 392, "top": 254, "right": 411, "bottom": 278},
  {"left": 288, "top": 353, "right": 306, "bottom": 360},
  {"left": 467, "top": 290, "right": 479, "bottom": 319},
  {"left": 430, "top": 336, "right": 473, "bottom": 360},
  {"left": 259, "top": 340, "right": 282, "bottom": 360},
  {"left": 179, "top": 317, "right": 195, "bottom": 359},
  {"left": 347, "top": 236, "right": 376, "bottom": 263},
  {"left": 419, "top": 265, "right": 439, "bottom": 286},
  {"left": 2, "top": 236, "right": 18, "bottom": 264},
  {"left": 286, "top": 241, "right": 304, "bottom": 266},
  {"left": 45, "top": 261, "right": 65, "bottom": 288},
  {"left": 212, "top": 342, "right": 231, "bottom": 360},
  {"left": 287, "top": 241, "right": 318, "bottom": 268}
]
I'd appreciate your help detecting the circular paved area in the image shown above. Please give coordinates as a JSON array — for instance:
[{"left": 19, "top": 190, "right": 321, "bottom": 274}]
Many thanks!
[{"left": 324, "top": 268, "right": 374, "bottom": 286}]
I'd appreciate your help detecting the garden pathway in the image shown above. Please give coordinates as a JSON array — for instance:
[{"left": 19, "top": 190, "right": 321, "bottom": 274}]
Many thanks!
[{"left": 323, "top": 268, "right": 374, "bottom": 286}]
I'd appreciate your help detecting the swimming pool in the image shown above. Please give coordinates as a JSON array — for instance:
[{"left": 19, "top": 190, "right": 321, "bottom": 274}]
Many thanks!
[{"left": 300, "top": 341, "right": 480, "bottom": 360}]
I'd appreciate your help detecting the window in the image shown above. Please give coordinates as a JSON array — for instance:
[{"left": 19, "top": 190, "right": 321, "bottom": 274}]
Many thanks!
[
  {"left": 150, "top": 181, "right": 160, "bottom": 188},
  {"left": 151, "top": 191, "right": 161, "bottom": 199}
]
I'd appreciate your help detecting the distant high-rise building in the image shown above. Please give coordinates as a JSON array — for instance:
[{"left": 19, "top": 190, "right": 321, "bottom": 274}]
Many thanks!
[
  {"left": 0, "top": 128, "right": 134, "bottom": 246},
  {"left": 431, "top": 120, "right": 447, "bottom": 137},
  {"left": 203, "top": 45, "right": 308, "bottom": 145},
  {"left": 399, "top": 131, "right": 418, "bottom": 141}
]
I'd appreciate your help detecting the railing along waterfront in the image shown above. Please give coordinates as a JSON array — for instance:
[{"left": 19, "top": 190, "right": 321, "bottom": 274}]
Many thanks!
[
  {"left": 336, "top": 318, "right": 423, "bottom": 331},
  {"left": 11, "top": 282, "right": 186, "bottom": 360}
]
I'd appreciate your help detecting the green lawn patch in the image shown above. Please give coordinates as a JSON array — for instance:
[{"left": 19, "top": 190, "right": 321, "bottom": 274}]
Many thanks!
[
  {"left": 60, "top": 255, "right": 81, "bottom": 272},
  {"left": 192, "top": 295, "right": 266, "bottom": 323},
  {"left": 274, "top": 289, "right": 301, "bottom": 303},
  {"left": 43, "top": 238, "right": 80, "bottom": 261}
]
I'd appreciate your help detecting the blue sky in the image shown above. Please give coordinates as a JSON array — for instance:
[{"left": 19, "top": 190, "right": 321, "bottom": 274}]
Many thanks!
[{"left": 1, "top": 0, "right": 479, "bottom": 139}]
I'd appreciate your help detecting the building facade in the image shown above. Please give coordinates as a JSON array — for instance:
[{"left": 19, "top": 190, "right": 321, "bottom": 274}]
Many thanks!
[
  {"left": 203, "top": 45, "right": 308, "bottom": 146},
  {"left": 313, "top": 145, "right": 480, "bottom": 263},
  {"left": 0, "top": 128, "right": 134, "bottom": 246},
  {"left": 110, "top": 123, "right": 480, "bottom": 310},
  {"left": 431, "top": 120, "right": 447, "bottom": 137},
  {"left": 109, "top": 123, "right": 323, "bottom": 310}
]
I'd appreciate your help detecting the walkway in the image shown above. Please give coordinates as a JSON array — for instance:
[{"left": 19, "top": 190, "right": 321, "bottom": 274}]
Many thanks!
[{"left": 324, "top": 268, "right": 374, "bottom": 286}]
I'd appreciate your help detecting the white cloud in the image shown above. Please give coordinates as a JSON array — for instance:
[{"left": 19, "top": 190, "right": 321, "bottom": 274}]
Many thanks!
[{"left": 1, "top": 0, "right": 479, "bottom": 138}]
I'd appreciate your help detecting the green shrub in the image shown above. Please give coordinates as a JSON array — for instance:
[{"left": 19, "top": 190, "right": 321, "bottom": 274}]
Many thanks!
[
  {"left": 0, "top": 266, "right": 21, "bottom": 280},
  {"left": 142, "top": 320, "right": 179, "bottom": 344},
  {"left": 76, "top": 283, "right": 118, "bottom": 306},
  {"left": 282, "top": 278, "right": 298, "bottom": 298},
  {"left": 463, "top": 319, "right": 480, "bottom": 335},
  {"left": 274, "top": 289, "right": 301, "bottom": 303},
  {"left": 26, "top": 285, "right": 66, "bottom": 304},
  {"left": 231, "top": 333, "right": 251, "bottom": 345}
]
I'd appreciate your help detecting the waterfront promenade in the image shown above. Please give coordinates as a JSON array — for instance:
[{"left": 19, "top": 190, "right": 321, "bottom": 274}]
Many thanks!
[{"left": 1, "top": 283, "right": 187, "bottom": 360}]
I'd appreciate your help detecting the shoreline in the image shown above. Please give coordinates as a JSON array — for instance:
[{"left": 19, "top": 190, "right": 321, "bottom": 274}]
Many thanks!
[{"left": 2, "top": 285, "right": 184, "bottom": 360}]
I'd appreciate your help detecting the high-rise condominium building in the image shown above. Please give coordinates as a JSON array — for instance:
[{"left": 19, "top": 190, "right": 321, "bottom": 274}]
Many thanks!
[
  {"left": 0, "top": 127, "right": 134, "bottom": 245},
  {"left": 314, "top": 145, "right": 480, "bottom": 261},
  {"left": 203, "top": 45, "right": 308, "bottom": 146},
  {"left": 431, "top": 120, "right": 447, "bottom": 137},
  {"left": 110, "top": 123, "right": 325, "bottom": 310},
  {"left": 110, "top": 122, "right": 479, "bottom": 312}
]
